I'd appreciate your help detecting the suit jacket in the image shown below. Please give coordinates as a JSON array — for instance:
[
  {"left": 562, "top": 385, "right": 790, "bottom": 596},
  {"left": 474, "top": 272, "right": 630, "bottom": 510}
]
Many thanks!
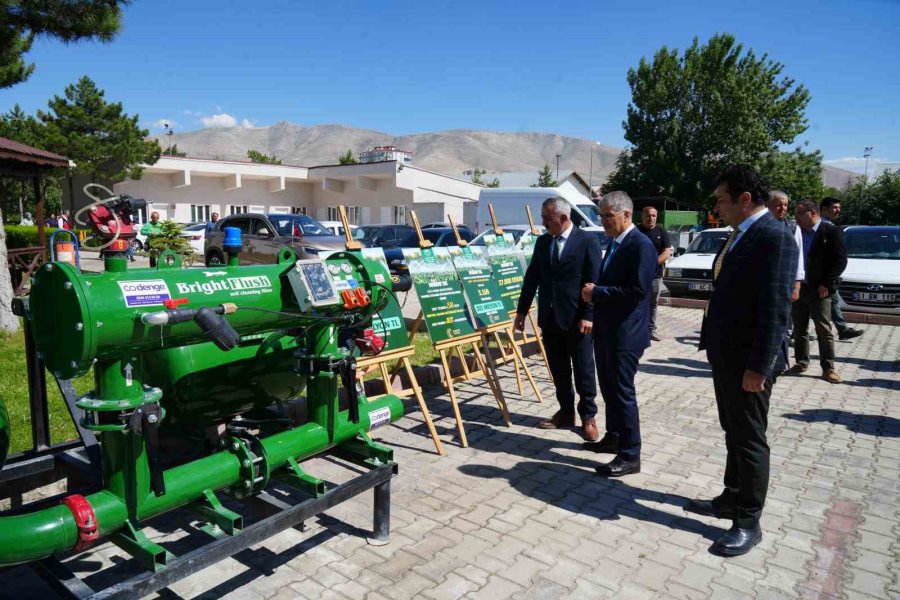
[
  {"left": 804, "top": 220, "right": 847, "bottom": 291},
  {"left": 591, "top": 227, "right": 659, "bottom": 352},
  {"left": 517, "top": 227, "right": 603, "bottom": 331},
  {"left": 701, "top": 211, "right": 799, "bottom": 376}
]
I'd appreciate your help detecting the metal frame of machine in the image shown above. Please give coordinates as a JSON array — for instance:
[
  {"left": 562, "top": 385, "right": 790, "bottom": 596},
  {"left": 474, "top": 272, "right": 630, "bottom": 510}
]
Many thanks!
[{"left": 0, "top": 233, "right": 404, "bottom": 597}]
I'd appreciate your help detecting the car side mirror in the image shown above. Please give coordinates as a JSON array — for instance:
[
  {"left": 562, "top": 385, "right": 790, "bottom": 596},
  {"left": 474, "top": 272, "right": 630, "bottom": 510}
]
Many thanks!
[
  {"left": 675, "top": 247, "right": 686, "bottom": 256},
  {"left": 258, "top": 227, "right": 272, "bottom": 237}
]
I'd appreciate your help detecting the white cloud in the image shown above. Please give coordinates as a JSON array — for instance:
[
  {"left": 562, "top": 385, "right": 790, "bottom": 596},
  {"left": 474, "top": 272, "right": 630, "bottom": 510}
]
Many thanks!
[
  {"left": 240, "top": 119, "right": 256, "bottom": 128},
  {"left": 824, "top": 156, "right": 890, "bottom": 174},
  {"left": 201, "top": 113, "right": 238, "bottom": 128},
  {"left": 151, "top": 118, "right": 179, "bottom": 130}
]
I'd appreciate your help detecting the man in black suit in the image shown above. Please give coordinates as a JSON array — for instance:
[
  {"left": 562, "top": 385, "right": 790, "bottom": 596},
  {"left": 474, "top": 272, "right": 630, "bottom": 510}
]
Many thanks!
[
  {"left": 515, "top": 197, "right": 603, "bottom": 441},
  {"left": 784, "top": 200, "right": 847, "bottom": 384},
  {"left": 581, "top": 191, "right": 658, "bottom": 477},
  {"left": 692, "top": 165, "right": 798, "bottom": 556}
]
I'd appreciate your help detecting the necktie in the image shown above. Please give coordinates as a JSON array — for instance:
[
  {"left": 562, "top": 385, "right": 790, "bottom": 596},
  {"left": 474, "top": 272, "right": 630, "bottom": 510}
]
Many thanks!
[
  {"left": 551, "top": 236, "right": 562, "bottom": 265},
  {"left": 713, "top": 229, "right": 739, "bottom": 280},
  {"left": 603, "top": 240, "right": 619, "bottom": 270}
]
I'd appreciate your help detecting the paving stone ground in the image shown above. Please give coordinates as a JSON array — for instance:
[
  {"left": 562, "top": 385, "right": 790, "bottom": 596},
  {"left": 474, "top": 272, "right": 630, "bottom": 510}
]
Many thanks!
[{"left": 2, "top": 306, "right": 898, "bottom": 599}]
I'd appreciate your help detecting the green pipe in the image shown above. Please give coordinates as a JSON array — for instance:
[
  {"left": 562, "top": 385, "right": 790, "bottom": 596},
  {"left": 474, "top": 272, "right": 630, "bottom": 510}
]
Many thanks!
[{"left": 0, "top": 394, "right": 402, "bottom": 566}]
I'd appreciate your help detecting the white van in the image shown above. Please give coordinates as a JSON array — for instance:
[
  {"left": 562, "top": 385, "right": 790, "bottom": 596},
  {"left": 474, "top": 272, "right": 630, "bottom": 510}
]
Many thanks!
[{"left": 475, "top": 187, "right": 602, "bottom": 232}]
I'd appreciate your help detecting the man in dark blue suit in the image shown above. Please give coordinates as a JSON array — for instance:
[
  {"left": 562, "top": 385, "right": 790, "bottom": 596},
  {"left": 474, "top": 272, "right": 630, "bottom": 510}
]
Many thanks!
[
  {"left": 693, "top": 165, "right": 798, "bottom": 557},
  {"left": 516, "top": 197, "right": 603, "bottom": 441},
  {"left": 580, "top": 191, "right": 658, "bottom": 477}
]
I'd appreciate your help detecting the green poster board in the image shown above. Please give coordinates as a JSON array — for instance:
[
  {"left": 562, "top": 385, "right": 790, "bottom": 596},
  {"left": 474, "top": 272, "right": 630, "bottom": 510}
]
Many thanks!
[
  {"left": 320, "top": 248, "right": 409, "bottom": 351},
  {"left": 519, "top": 230, "right": 538, "bottom": 268},
  {"left": 483, "top": 233, "right": 524, "bottom": 312},
  {"left": 448, "top": 245, "right": 508, "bottom": 328},
  {"left": 404, "top": 246, "right": 475, "bottom": 344}
]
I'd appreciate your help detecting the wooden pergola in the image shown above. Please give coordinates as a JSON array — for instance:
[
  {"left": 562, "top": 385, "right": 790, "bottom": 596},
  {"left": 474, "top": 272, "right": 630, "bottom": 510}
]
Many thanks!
[{"left": 1, "top": 136, "right": 71, "bottom": 293}]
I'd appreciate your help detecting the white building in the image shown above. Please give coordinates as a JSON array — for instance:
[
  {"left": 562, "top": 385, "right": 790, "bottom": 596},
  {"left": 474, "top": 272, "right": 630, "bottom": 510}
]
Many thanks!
[
  {"left": 358, "top": 146, "right": 412, "bottom": 164},
  {"left": 114, "top": 156, "right": 480, "bottom": 226}
]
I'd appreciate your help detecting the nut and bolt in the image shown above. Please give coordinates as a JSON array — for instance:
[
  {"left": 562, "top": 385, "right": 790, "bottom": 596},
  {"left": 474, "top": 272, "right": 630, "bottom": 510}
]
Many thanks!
[
  {"left": 64, "top": 282, "right": 73, "bottom": 290},
  {"left": 147, "top": 414, "right": 158, "bottom": 423},
  {"left": 75, "top": 322, "right": 83, "bottom": 331}
]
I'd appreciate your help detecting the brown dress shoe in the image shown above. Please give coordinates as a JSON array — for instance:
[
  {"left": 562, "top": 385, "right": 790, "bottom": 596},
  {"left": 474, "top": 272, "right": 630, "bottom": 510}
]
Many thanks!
[
  {"left": 537, "top": 410, "right": 576, "bottom": 429},
  {"left": 822, "top": 370, "right": 842, "bottom": 384},
  {"left": 582, "top": 418, "right": 599, "bottom": 441}
]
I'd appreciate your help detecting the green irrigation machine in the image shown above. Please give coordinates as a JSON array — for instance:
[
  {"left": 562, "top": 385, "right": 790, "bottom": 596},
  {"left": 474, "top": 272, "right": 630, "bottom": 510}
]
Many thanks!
[{"left": 0, "top": 228, "right": 403, "bottom": 598}]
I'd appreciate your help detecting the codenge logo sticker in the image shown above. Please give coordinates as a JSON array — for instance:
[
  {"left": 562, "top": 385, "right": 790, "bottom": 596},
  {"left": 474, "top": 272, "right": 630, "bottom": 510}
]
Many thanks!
[
  {"left": 118, "top": 279, "right": 172, "bottom": 307},
  {"left": 176, "top": 276, "right": 273, "bottom": 297}
]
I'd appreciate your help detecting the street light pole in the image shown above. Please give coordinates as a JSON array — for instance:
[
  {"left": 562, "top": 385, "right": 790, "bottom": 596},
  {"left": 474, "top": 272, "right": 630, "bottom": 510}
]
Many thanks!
[
  {"left": 858, "top": 146, "right": 872, "bottom": 224},
  {"left": 555, "top": 154, "right": 561, "bottom": 181}
]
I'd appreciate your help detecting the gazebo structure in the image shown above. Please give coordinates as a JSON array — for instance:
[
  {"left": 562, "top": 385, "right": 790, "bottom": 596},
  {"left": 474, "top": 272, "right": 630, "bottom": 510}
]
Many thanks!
[{"left": 0, "top": 136, "right": 71, "bottom": 294}]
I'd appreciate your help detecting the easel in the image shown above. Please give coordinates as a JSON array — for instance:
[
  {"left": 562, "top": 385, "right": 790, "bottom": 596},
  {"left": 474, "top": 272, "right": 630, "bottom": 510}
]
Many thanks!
[
  {"left": 336, "top": 206, "right": 445, "bottom": 456},
  {"left": 404, "top": 210, "right": 512, "bottom": 448},
  {"left": 509, "top": 205, "right": 554, "bottom": 384},
  {"left": 446, "top": 215, "right": 543, "bottom": 404}
]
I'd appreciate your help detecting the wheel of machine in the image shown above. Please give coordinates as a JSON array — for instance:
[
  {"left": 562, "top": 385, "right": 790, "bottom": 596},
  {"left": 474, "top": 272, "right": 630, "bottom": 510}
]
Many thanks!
[
  {"left": 205, "top": 249, "right": 224, "bottom": 267},
  {"left": 129, "top": 238, "right": 143, "bottom": 252}
]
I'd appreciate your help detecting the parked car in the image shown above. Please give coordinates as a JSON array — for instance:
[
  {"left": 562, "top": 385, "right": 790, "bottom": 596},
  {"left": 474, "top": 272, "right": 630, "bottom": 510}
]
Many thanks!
[
  {"left": 179, "top": 222, "right": 208, "bottom": 255},
  {"left": 837, "top": 225, "right": 900, "bottom": 315},
  {"left": 319, "top": 220, "right": 362, "bottom": 239},
  {"left": 204, "top": 213, "right": 348, "bottom": 266},
  {"left": 663, "top": 227, "right": 733, "bottom": 297},
  {"left": 383, "top": 227, "right": 476, "bottom": 275},
  {"left": 357, "top": 224, "right": 416, "bottom": 248}
]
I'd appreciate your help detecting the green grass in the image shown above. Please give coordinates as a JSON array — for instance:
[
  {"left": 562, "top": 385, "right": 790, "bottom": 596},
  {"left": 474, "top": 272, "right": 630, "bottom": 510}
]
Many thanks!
[{"left": 0, "top": 328, "right": 89, "bottom": 454}]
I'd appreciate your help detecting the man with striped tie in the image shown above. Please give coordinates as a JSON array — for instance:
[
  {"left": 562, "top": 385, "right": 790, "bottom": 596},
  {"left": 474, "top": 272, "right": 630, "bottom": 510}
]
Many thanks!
[{"left": 693, "top": 164, "right": 799, "bottom": 557}]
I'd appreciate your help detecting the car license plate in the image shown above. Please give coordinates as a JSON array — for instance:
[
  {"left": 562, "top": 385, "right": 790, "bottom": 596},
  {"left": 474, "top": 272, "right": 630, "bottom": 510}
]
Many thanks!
[
  {"left": 852, "top": 292, "right": 896, "bottom": 302},
  {"left": 688, "top": 282, "right": 712, "bottom": 291}
]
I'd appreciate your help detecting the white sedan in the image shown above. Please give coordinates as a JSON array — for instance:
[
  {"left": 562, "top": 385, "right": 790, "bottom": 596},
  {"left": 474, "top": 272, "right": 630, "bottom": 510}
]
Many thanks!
[
  {"left": 180, "top": 223, "right": 208, "bottom": 255},
  {"left": 838, "top": 226, "right": 900, "bottom": 315}
]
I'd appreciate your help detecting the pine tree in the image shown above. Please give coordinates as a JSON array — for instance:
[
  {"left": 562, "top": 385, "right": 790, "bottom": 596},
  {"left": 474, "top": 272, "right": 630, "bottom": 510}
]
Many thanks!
[
  {"left": 247, "top": 149, "right": 282, "bottom": 164},
  {"left": 338, "top": 149, "right": 358, "bottom": 165}
]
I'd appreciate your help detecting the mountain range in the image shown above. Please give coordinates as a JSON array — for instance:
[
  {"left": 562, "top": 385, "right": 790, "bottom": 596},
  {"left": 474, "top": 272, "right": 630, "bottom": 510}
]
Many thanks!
[{"left": 155, "top": 122, "right": 858, "bottom": 189}]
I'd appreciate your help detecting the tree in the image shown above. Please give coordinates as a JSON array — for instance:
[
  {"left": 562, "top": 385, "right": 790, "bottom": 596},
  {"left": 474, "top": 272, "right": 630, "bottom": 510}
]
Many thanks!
[
  {"left": 531, "top": 164, "right": 557, "bottom": 188},
  {"left": 1, "top": 1, "right": 127, "bottom": 89},
  {"left": 247, "top": 149, "right": 281, "bottom": 164},
  {"left": 838, "top": 168, "right": 900, "bottom": 225},
  {"left": 603, "top": 33, "right": 811, "bottom": 204},
  {"left": 471, "top": 168, "right": 500, "bottom": 188},
  {"left": 38, "top": 76, "right": 160, "bottom": 181},
  {"left": 162, "top": 144, "right": 187, "bottom": 157},
  {"left": 758, "top": 147, "right": 824, "bottom": 206},
  {"left": 338, "top": 149, "right": 358, "bottom": 165}
]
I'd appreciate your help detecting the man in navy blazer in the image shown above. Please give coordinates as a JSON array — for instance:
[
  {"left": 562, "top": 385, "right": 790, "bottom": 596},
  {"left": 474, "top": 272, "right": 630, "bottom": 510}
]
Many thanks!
[
  {"left": 580, "top": 191, "right": 658, "bottom": 477},
  {"left": 693, "top": 165, "right": 798, "bottom": 557},
  {"left": 516, "top": 197, "right": 603, "bottom": 440}
]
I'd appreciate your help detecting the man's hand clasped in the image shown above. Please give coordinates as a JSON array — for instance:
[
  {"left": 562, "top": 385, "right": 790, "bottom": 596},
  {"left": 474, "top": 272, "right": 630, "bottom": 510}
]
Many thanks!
[{"left": 581, "top": 282, "right": 594, "bottom": 303}]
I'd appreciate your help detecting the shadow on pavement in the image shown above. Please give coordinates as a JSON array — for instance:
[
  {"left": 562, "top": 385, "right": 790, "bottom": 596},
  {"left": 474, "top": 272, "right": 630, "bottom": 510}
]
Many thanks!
[
  {"left": 781, "top": 409, "right": 900, "bottom": 438},
  {"left": 460, "top": 426, "right": 726, "bottom": 543}
]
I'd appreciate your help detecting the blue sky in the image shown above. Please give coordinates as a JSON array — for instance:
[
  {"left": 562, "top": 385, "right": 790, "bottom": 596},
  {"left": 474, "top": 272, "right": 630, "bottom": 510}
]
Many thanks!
[{"left": 5, "top": 0, "right": 899, "bottom": 174}]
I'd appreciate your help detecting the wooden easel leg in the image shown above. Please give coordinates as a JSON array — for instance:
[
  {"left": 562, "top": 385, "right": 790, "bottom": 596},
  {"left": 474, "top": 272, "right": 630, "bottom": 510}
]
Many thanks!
[
  {"left": 379, "top": 362, "right": 392, "bottom": 393},
  {"left": 473, "top": 336, "right": 512, "bottom": 427},
  {"left": 440, "top": 349, "right": 468, "bottom": 447},
  {"left": 527, "top": 310, "right": 553, "bottom": 385},
  {"left": 402, "top": 356, "right": 445, "bottom": 456},
  {"left": 505, "top": 328, "right": 543, "bottom": 403},
  {"left": 455, "top": 345, "right": 473, "bottom": 381},
  {"left": 494, "top": 330, "right": 524, "bottom": 395},
  {"left": 390, "top": 310, "right": 424, "bottom": 384}
]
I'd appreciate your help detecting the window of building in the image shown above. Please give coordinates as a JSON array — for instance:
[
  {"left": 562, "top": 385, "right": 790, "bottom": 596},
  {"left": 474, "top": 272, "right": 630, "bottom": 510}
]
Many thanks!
[
  {"left": 393, "top": 205, "right": 407, "bottom": 225},
  {"left": 326, "top": 207, "right": 340, "bottom": 221},
  {"left": 345, "top": 206, "right": 361, "bottom": 224},
  {"left": 291, "top": 206, "right": 307, "bottom": 215},
  {"left": 190, "top": 204, "right": 211, "bottom": 223},
  {"left": 229, "top": 205, "right": 248, "bottom": 215}
]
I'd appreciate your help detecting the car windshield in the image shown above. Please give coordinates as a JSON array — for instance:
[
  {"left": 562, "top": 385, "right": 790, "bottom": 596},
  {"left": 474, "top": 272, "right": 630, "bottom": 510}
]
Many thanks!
[
  {"left": 268, "top": 215, "right": 330, "bottom": 236},
  {"left": 687, "top": 231, "right": 730, "bottom": 254},
  {"left": 183, "top": 223, "right": 206, "bottom": 232},
  {"left": 577, "top": 204, "right": 603, "bottom": 227},
  {"left": 845, "top": 229, "right": 900, "bottom": 259}
]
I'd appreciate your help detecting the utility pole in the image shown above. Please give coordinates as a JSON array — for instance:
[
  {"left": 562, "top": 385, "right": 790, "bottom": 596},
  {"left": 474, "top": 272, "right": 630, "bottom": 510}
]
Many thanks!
[
  {"left": 588, "top": 142, "right": 599, "bottom": 200},
  {"left": 858, "top": 146, "right": 872, "bottom": 224},
  {"left": 555, "top": 154, "right": 561, "bottom": 181},
  {"left": 163, "top": 123, "right": 174, "bottom": 153}
]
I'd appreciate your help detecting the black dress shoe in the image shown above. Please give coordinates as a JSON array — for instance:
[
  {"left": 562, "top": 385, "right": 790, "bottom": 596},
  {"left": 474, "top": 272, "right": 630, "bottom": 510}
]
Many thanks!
[
  {"left": 685, "top": 498, "right": 734, "bottom": 520},
  {"left": 583, "top": 434, "right": 619, "bottom": 454},
  {"left": 710, "top": 524, "right": 762, "bottom": 557},
  {"left": 595, "top": 455, "right": 640, "bottom": 477}
]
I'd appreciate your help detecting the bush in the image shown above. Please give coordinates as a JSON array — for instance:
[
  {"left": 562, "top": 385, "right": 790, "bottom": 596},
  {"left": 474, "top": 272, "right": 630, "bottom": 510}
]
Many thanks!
[{"left": 2, "top": 225, "right": 90, "bottom": 249}]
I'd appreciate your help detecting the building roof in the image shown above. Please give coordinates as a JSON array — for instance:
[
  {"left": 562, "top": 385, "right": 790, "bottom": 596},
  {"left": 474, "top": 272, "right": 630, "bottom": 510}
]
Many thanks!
[{"left": 0, "top": 136, "right": 70, "bottom": 169}]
